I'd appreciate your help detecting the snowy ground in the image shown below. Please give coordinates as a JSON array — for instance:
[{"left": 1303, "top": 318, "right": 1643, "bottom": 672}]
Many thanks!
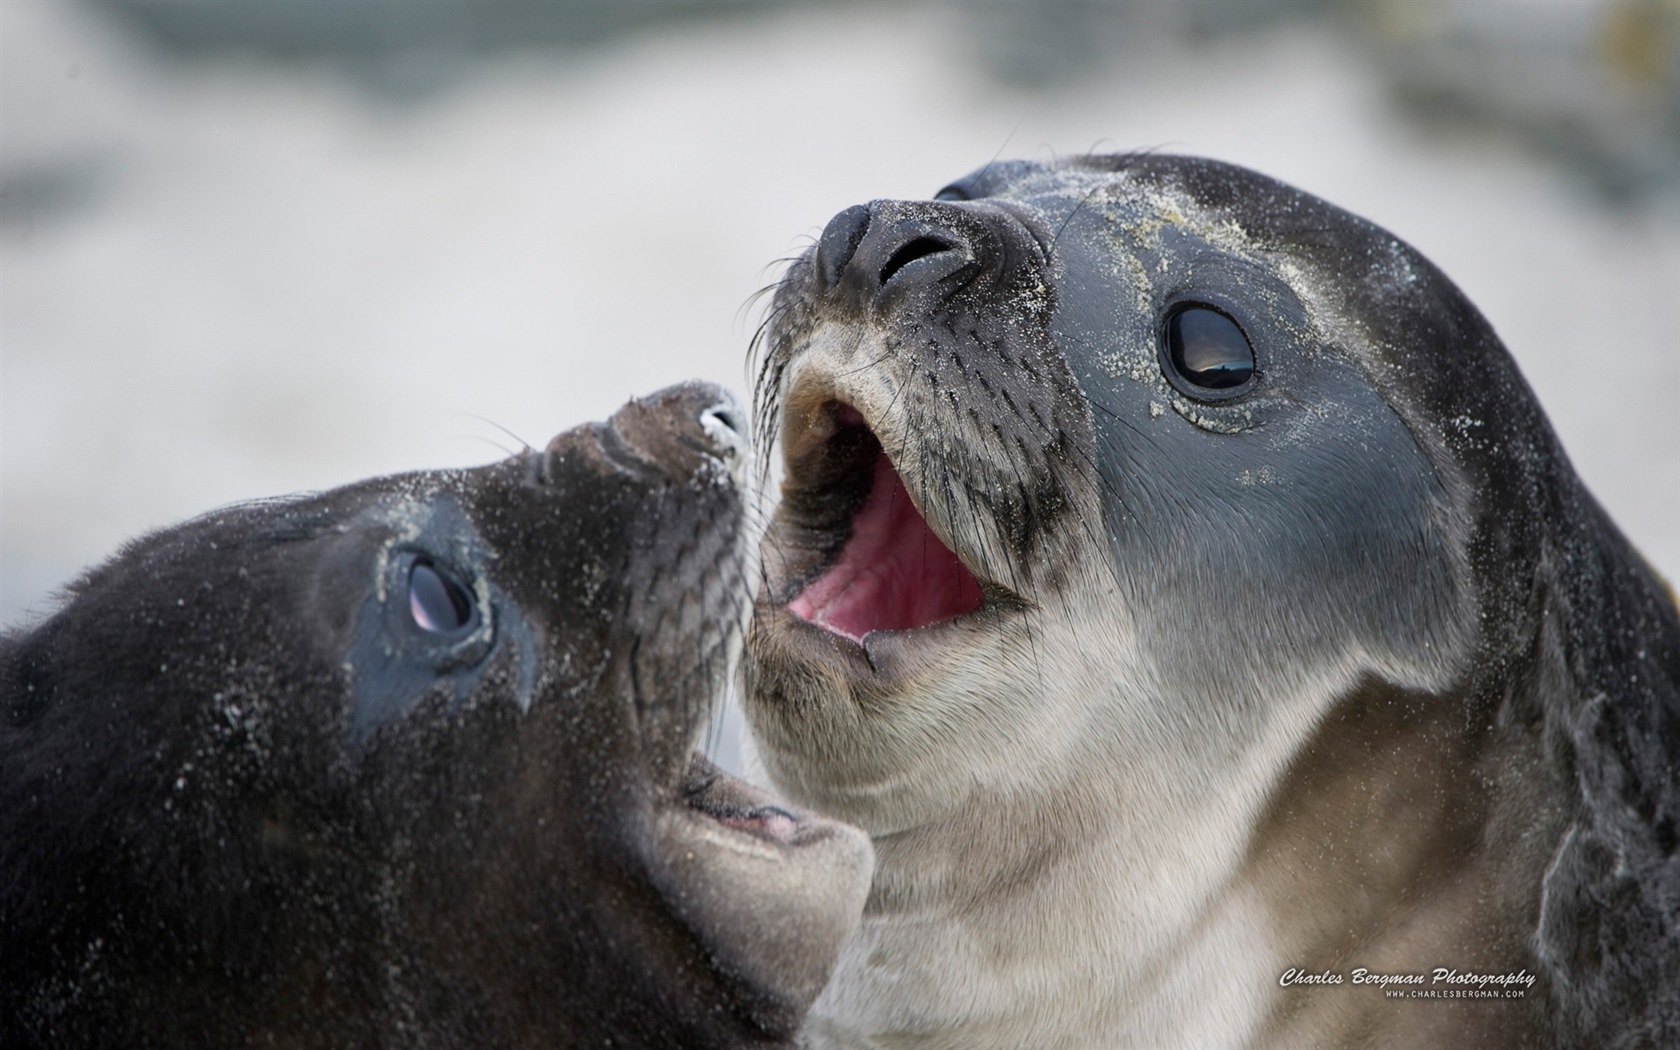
[{"left": 5, "top": 3, "right": 1677, "bottom": 769}]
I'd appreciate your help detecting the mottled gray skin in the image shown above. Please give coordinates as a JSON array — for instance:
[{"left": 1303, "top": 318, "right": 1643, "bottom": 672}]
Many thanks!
[
  {"left": 747, "top": 155, "right": 1680, "bottom": 1047},
  {"left": 0, "top": 382, "right": 872, "bottom": 1049}
]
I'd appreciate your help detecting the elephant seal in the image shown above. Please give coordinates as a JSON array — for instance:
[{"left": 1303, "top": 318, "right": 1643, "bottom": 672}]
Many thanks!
[
  {"left": 745, "top": 155, "right": 1680, "bottom": 1047},
  {"left": 0, "top": 382, "right": 873, "bottom": 1048}
]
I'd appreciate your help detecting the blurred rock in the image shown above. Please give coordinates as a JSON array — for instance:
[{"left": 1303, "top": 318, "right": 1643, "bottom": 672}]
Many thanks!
[
  {"left": 84, "top": 1, "right": 1680, "bottom": 197},
  {"left": 1367, "top": 0, "right": 1680, "bottom": 200},
  {"left": 91, "top": 0, "right": 787, "bottom": 95}
]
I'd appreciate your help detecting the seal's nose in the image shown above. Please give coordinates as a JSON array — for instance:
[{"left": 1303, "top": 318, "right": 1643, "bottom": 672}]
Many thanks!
[
  {"left": 695, "top": 391, "right": 749, "bottom": 468},
  {"left": 816, "top": 204, "right": 871, "bottom": 290},
  {"left": 623, "top": 381, "right": 749, "bottom": 467},
  {"left": 814, "top": 200, "right": 994, "bottom": 306},
  {"left": 551, "top": 381, "right": 751, "bottom": 484}
]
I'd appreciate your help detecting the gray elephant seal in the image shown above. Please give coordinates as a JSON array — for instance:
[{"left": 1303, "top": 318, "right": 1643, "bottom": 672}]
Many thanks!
[
  {"left": 0, "top": 381, "right": 873, "bottom": 1048},
  {"left": 745, "top": 156, "right": 1680, "bottom": 1047}
]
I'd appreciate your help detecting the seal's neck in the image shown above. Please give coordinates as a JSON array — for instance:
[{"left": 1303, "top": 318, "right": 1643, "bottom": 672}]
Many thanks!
[
  {"left": 1241, "top": 678, "right": 1561, "bottom": 1044},
  {"left": 801, "top": 676, "right": 1560, "bottom": 1047},
  {"left": 806, "top": 760, "right": 1288, "bottom": 1046}
]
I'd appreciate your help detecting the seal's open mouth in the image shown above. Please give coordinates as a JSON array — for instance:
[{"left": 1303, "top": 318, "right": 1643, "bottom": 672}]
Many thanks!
[{"left": 779, "top": 403, "right": 983, "bottom": 644}]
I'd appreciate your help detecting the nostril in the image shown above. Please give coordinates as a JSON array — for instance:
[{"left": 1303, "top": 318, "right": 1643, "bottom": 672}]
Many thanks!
[
  {"left": 816, "top": 204, "right": 872, "bottom": 290},
  {"left": 878, "top": 236, "right": 956, "bottom": 288},
  {"left": 699, "top": 402, "right": 748, "bottom": 458},
  {"left": 701, "top": 404, "right": 745, "bottom": 437}
]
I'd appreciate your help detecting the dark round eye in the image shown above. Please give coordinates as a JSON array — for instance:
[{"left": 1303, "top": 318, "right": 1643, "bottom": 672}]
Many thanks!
[
  {"left": 933, "top": 184, "right": 970, "bottom": 202},
  {"left": 1164, "top": 305, "right": 1256, "bottom": 394},
  {"left": 407, "top": 559, "right": 473, "bottom": 635}
]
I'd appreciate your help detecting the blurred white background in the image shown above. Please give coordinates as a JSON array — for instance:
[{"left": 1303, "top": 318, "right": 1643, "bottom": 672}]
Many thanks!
[{"left": 5, "top": 2, "right": 1678, "bottom": 768}]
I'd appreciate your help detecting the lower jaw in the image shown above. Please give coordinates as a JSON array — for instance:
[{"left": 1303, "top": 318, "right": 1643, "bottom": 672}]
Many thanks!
[
  {"left": 737, "top": 642, "right": 963, "bottom": 838},
  {"left": 754, "top": 600, "right": 943, "bottom": 680},
  {"left": 745, "top": 528, "right": 1013, "bottom": 771},
  {"left": 681, "top": 754, "right": 813, "bottom": 848}
]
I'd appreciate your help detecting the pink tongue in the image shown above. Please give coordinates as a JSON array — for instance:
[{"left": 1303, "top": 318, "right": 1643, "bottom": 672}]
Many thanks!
[{"left": 788, "top": 451, "right": 983, "bottom": 642}]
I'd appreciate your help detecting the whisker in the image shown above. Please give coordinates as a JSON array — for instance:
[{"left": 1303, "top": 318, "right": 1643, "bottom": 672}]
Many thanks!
[{"left": 455, "top": 413, "right": 535, "bottom": 453}]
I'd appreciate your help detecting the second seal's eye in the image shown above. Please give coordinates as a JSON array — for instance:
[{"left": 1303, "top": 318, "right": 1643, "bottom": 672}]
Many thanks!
[
  {"left": 408, "top": 559, "right": 473, "bottom": 635},
  {"left": 1164, "top": 305, "right": 1256, "bottom": 395}
]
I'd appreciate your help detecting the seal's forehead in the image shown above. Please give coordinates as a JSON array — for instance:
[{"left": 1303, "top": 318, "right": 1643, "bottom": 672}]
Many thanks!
[
  {"left": 937, "top": 157, "right": 1161, "bottom": 219},
  {"left": 938, "top": 154, "right": 1362, "bottom": 252},
  {"left": 936, "top": 158, "right": 1272, "bottom": 284}
]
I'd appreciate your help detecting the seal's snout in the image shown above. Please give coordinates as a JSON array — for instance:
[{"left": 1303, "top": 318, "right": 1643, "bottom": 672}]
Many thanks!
[
  {"left": 816, "top": 201, "right": 997, "bottom": 307},
  {"left": 572, "top": 381, "right": 750, "bottom": 482},
  {"left": 759, "top": 197, "right": 1067, "bottom": 654}
]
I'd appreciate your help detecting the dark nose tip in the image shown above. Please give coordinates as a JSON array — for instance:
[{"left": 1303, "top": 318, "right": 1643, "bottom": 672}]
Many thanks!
[{"left": 814, "top": 201, "right": 977, "bottom": 302}]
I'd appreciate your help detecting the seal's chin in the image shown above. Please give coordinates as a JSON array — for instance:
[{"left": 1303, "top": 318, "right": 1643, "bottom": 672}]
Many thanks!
[
  {"left": 657, "top": 753, "right": 873, "bottom": 1017},
  {"left": 780, "top": 403, "right": 984, "bottom": 644}
]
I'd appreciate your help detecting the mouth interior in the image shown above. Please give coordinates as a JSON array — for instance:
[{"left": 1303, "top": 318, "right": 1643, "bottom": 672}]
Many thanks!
[{"left": 787, "top": 407, "right": 983, "bottom": 643}]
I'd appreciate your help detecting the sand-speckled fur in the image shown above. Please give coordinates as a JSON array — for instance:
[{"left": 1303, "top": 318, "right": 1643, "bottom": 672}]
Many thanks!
[{"left": 746, "top": 156, "right": 1680, "bottom": 1048}]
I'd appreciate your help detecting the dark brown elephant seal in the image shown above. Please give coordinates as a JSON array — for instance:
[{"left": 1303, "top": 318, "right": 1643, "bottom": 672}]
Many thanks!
[
  {"left": 0, "top": 381, "right": 872, "bottom": 1048},
  {"left": 745, "top": 155, "right": 1680, "bottom": 1048}
]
